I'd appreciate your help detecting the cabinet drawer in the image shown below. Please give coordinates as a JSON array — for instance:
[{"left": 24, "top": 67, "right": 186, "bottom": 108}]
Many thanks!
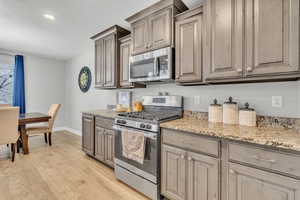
[
  {"left": 162, "top": 129, "right": 220, "bottom": 157},
  {"left": 95, "top": 117, "right": 114, "bottom": 130},
  {"left": 229, "top": 143, "right": 300, "bottom": 178}
]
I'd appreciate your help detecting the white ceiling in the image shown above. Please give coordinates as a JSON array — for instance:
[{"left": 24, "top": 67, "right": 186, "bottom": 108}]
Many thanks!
[{"left": 0, "top": 0, "right": 203, "bottom": 61}]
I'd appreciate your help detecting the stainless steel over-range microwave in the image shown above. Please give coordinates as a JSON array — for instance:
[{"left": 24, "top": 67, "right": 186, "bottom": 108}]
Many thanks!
[{"left": 129, "top": 47, "right": 174, "bottom": 83}]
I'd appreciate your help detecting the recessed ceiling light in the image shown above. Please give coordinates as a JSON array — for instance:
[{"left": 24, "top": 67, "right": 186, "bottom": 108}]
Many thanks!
[{"left": 43, "top": 14, "right": 55, "bottom": 21}]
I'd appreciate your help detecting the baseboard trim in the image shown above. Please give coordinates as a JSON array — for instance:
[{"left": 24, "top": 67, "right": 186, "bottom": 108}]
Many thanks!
[{"left": 54, "top": 127, "right": 82, "bottom": 136}]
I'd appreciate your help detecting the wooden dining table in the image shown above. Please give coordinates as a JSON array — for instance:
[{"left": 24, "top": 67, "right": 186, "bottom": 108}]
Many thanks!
[{"left": 19, "top": 112, "right": 51, "bottom": 154}]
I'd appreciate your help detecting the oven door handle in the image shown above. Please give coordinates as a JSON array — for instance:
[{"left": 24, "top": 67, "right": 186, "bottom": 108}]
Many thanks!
[{"left": 113, "top": 125, "right": 157, "bottom": 140}]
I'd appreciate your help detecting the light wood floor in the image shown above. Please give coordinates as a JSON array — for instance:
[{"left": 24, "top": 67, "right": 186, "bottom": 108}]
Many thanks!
[{"left": 0, "top": 131, "right": 150, "bottom": 200}]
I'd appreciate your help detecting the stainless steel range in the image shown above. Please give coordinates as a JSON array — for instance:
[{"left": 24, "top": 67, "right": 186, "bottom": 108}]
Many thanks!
[{"left": 113, "top": 95, "right": 183, "bottom": 200}]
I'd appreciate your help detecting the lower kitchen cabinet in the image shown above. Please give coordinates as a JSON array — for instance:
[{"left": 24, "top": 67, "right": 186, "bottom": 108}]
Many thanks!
[
  {"left": 161, "top": 145, "right": 186, "bottom": 200},
  {"left": 82, "top": 114, "right": 115, "bottom": 168},
  {"left": 104, "top": 129, "right": 115, "bottom": 168},
  {"left": 95, "top": 125, "right": 105, "bottom": 161},
  {"left": 82, "top": 114, "right": 94, "bottom": 156},
  {"left": 228, "top": 163, "right": 300, "bottom": 200},
  {"left": 161, "top": 144, "right": 220, "bottom": 200}
]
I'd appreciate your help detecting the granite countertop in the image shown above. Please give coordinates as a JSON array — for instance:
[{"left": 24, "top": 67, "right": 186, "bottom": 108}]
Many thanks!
[
  {"left": 82, "top": 109, "right": 120, "bottom": 119},
  {"left": 161, "top": 118, "right": 300, "bottom": 152}
]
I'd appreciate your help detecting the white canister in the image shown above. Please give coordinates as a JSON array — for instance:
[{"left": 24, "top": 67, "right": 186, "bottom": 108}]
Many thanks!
[
  {"left": 223, "top": 97, "right": 239, "bottom": 125},
  {"left": 209, "top": 99, "right": 223, "bottom": 123},
  {"left": 239, "top": 103, "right": 257, "bottom": 127}
]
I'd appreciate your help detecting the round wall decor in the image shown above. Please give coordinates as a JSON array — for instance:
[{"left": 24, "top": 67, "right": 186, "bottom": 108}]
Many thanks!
[{"left": 78, "top": 66, "right": 92, "bottom": 93}]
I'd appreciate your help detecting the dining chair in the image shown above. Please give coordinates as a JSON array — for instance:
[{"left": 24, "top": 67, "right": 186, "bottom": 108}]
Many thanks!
[
  {"left": 0, "top": 107, "right": 20, "bottom": 162},
  {"left": 26, "top": 104, "right": 61, "bottom": 146}
]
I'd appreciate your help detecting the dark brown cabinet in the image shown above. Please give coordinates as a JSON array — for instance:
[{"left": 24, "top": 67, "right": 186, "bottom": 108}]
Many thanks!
[
  {"left": 82, "top": 114, "right": 115, "bottom": 168},
  {"left": 82, "top": 114, "right": 94, "bottom": 156},
  {"left": 119, "top": 35, "right": 145, "bottom": 88},
  {"left": 126, "top": 0, "right": 188, "bottom": 55},
  {"left": 175, "top": 6, "right": 203, "bottom": 84},
  {"left": 91, "top": 25, "right": 130, "bottom": 89}
]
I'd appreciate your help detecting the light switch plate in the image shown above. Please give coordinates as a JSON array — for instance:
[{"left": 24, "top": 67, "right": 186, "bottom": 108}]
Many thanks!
[{"left": 272, "top": 96, "right": 283, "bottom": 108}]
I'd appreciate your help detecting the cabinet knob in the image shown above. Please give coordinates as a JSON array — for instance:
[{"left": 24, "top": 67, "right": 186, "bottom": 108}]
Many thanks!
[
  {"left": 188, "top": 157, "right": 192, "bottom": 161},
  {"left": 246, "top": 67, "right": 253, "bottom": 72},
  {"left": 181, "top": 155, "right": 185, "bottom": 159},
  {"left": 229, "top": 169, "right": 235, "bottom": 174}
]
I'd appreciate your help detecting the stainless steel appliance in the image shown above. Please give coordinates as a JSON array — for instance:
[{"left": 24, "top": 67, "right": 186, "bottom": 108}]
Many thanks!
[
  {"left": 129, "top": 47, "right": 174, "bottom": 83},
  {"left": 113, "top": 95, "right": 183, "bottom": 200}
]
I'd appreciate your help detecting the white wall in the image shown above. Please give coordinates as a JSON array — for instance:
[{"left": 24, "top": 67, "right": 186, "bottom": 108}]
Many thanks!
[
  {"left": 64, "top": 42, "right": 300, "bottom": 133},
  {"left": 24, "top": 55, "right": 66, "bottom": 127}
]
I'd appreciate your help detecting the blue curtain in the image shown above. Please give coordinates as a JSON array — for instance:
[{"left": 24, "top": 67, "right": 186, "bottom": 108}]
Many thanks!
[{"left": 13, "top": 55, "right": 26, "bottom": 114}]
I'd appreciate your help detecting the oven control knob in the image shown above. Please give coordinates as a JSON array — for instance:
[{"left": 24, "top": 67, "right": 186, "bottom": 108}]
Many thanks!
[
  {"left": 146, "top": 124, "right": 152, "bottom": 129},
  {"left": 140, "top": 124, "right": 146, "bottom": 129}
]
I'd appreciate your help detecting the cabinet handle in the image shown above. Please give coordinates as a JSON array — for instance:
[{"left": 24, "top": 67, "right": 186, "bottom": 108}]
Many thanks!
[
  {"left": 229, "top": 169, "right": 235, "bottom": 174},
  {"left": 181, "top": 155, "right": 185, "bottom": 159},
  {"left": 252, "top": 155, "right": 276, "bottom": 164},
  {"left": 187, "top": 157, "right": 193, "bottom": 161},
  {"left": 246, "top": 67, "right": 253, "bottom": 72},
  {"left": 236, "top": 68, "right": 243, "bottom": 73}
]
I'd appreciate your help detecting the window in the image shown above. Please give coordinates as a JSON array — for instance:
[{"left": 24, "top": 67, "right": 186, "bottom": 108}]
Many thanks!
[{"left": 0, "top": 56, "right": 14, "bottom": 104}]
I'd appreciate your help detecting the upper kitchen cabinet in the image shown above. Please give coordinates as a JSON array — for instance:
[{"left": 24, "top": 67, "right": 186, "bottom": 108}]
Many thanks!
[
  {"left": 203, "top": 0, "right": 244, "bottom": 81},
  {"left": 175, "top": 5, "right": 203, "bottom": 84},
  {"left": 126, "top": 0, "right": 188, "bottom": 55},
  {"left": 203, "top": 0, "right": 300, "bottom": 82},
  {"left": 91, "top": 25, "right": 130, "bottom": 89},
  {"left": 244, "top": 0, "right": 300, "bottom": 77},
  {"left": 119, "top": 35, "right": 145, "bottom": 88}
]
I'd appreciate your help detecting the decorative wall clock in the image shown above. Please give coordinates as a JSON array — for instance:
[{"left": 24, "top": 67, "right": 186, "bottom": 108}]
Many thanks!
[{"left": 78, "top": 66, "right": 92, "bottom": 93}]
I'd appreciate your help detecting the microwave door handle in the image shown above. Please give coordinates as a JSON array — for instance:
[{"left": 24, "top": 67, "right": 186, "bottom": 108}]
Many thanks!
[{"left": 154, "top": 57, "right": 159, "bottom": 76}]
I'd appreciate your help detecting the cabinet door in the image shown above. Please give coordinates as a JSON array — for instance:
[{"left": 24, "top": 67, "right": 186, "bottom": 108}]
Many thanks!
[
  {"left": 245, "top": 0, "right": 299, "bottom": 76},
  {"left": 104, "top": 129, "right": 115, "bottom": 168},
  {"left": 176, "top": 15, "right": 202, "bottom": 83},
  {"left": 187, "top": 152, "right": 219, "bottom": 200},
  {"left": 132, "top": 19, "right": 148, "bottom": 55},
  {"left": 103, "top": 34, "right": 116, "bottom": 87},
  {"left": 120, "top": 39, "right": 132, "bottom": 87},
  {"left": 161, "top": 144, "right": 186, "bottom": 200},
  {"left": 94, "top": 125, "right": 105, "bottom": 161},
  {"left": 203, "top": 0, "right": 244, "bottom": 80},
  {"left": 82, "top": 115, "right": 94, "bottom": 155},
  {"left": 228, "top": 163, "right": 300, "bottom": 200},
  {"left": 149, "top": 8, "right": 172, "bottom": 50},
  {"left": 95, "top": 39, "right": 105, "bottom": 87}
]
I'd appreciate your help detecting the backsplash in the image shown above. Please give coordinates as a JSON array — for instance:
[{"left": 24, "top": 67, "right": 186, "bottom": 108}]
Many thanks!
[{"left": 184, "top": 110, "right": 300, "bottom": 132}]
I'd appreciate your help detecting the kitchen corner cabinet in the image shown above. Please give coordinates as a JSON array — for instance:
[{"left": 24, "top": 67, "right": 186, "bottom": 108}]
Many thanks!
[
  {"left": 126, "top": 0, "right": 188, "bottom": 55},
  {"left": 91, "top": 25, "right": 130, "bottom": 89},
  {"left": 203, "top": 0, "right": 300, "bottom": 82},
  {"left": 175, "top": 6, "right": 203, "bottom": 84},
  {"left": 82, "top": 114, "right": 94, "bottom": 156},
  {"left": 82, "top": 114, "right": 115, "bottom": 168},
  {"left": 119, "top": 35, "right": 145, "bottom": 88}
]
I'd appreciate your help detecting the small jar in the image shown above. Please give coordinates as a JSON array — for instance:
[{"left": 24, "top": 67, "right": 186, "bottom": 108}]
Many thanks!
[
  {"left": 239, "top": 103, "right": 257, "bottom": 127},
  {"left": 209, "top": 99, "right": 223, "bottom": 123},
  {"left": 223, "top": 97, "right": 239, "bottom": 125}
]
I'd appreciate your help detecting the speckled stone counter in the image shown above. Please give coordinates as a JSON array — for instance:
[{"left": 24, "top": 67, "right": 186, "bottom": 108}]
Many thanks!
[
  {"left": 82, "top": 109, "right": 119, "bottom": 119},
  {"left": 161, "top": 118, "right": 300, "bottom": 152}
]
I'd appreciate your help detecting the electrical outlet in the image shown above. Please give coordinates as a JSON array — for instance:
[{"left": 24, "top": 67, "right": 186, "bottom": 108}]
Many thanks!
[
  {"left": 272, "top": 96, "right": 283, "bottom": 108},
  {"left": 194, "top": 96, "right": 201, "bottom": 105}
]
